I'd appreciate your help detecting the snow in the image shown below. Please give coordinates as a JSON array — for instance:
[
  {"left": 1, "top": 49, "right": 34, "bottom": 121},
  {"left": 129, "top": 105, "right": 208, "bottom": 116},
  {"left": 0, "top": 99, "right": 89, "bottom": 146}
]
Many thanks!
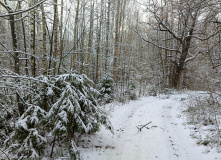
[
  {"left": 47, "top": 87, "right": 53, "bottom": 95},
  {"left": 78, "top": 93, "right": 221, "bottom": 160},
  {"left": 16, "top": 116, "right": 29, "bottom": 130}
]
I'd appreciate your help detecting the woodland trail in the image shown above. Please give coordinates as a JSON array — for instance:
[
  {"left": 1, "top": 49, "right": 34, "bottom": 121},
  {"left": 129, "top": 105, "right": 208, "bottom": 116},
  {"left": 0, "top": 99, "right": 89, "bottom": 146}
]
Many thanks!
[{"left": 79, "top": 94, "right": 220, "bottom": 160}]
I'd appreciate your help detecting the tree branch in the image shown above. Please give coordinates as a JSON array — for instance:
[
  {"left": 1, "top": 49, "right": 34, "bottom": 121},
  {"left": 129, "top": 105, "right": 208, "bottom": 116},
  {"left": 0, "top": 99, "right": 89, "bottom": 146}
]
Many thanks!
[
  {"left": 185, "top": 51, "right": 202, "bottom": 63},
  {"left": 132, "top": 27, "right": 181, "bottom": 53},
  {"left": 137, "top": 121, "right": 152, "bottom": 131},
  {"left": 0, "top": 0, "right": 47, "bottom": 17},
  {"left": 158, "top": 20, "right": 183, "bottom": 43},
  {"left": 0, "top": 148, "right": 10, "bottom": 160},
  {"left": 0, "top": 42, "right": 15, "bottom": 58}
]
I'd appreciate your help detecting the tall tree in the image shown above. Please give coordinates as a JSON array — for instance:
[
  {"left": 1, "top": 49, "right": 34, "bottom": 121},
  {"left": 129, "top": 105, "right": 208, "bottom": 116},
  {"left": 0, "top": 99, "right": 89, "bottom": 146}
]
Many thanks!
[
  {"left": 41, "top": 2, "right": 47, "bottom": 75},
  {"left": 72, "top": 0, "right": 80, "bottom": 71},
  {"left": 30, "top": 0, "right": 36, "bottom": 77},
  {"left": 53, "top": 0, "right": 58, "bottom": 75},
  {"left": 86, "top": 0, "right": 95, "bottom": 78},
  {"left": 104, "top": 0, "right": 111, "bottom": 72},
  {"left": 58, "top": 0, "right": 64, "bottom": 74},
  {"left": 113, "top": 0, "right": 121, "bottom": 80},
  {"left": 96, "top": 0, "right": 104, "bottom": 83}
]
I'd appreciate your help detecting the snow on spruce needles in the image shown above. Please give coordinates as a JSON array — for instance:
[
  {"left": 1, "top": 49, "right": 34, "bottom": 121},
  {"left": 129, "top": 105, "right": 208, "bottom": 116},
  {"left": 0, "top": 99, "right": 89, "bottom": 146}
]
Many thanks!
[
  {"left": 0, "top": 73, "right": 113, "bottom": 160},
  {"left": 79, "top": 93, "right": 221, "bottom": 160}
]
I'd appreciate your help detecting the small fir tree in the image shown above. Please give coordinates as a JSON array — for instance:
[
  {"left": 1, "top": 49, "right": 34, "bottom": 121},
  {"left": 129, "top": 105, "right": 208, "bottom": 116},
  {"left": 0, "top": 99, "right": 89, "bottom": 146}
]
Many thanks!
[
  {"left": 2, "top": 73, "right": 113, "bottom": 159},
  {"left": 97, "top": 74, "right": 115, "bottom": 103},
  {"left": 47, "top": 74, "right": 113, "bottom": 159},
  {"left": 126, "top": 80, "right": 137, "bottom": 100}
]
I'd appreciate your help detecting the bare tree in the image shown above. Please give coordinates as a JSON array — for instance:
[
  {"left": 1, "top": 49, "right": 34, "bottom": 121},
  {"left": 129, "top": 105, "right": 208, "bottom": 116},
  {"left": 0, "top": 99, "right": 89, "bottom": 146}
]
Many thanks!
[{"left": 135, "top": 0, "right": 220, "bottom": 89}]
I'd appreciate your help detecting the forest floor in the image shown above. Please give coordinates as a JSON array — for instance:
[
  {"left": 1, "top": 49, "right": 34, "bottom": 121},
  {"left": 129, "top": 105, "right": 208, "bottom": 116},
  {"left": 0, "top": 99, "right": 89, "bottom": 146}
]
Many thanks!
[{"left": 78, "top": 92, "right": 221, "bottom": 160}]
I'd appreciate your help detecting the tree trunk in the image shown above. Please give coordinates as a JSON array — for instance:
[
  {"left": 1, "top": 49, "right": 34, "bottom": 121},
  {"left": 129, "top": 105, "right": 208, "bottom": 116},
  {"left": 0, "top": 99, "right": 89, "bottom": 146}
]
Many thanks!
[
  {"left": 30, "top": 0, "right": 36, "bottom": 77},
  {"left": 80, "top": 0, "right": 86, "bottom": 74},
  {"left": 58, "top": 0, "right": 64, "bottom": 75},
  {"left": 86, "top": 0, "right": 94, "bottom": 78},
  {"left": 53, "top": 0, "right": 58, "bottom": 75},
  {"left": 72, "top": 0, "right": 80, "bottom": 71},
  {"left": 172, "top": 14, "right": 197, "bottom": 89},
  {"left": 41, "top": 3, "right": 47, "bottom": 75},
  {"left": 104, "top": 0, "right": 111, "bottom": 73},
  {"left": 96, "top": 0, "right": 104, "bottom": 83},
  {"left": 113, "top": 0, "right": 120, "bottom": 80}
]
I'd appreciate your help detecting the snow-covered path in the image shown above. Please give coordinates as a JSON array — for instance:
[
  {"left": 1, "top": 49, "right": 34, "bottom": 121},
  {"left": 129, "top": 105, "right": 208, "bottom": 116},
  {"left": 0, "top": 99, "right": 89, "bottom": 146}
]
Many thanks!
[{"left": 79, "top": 94, "right": 220, "bottom": 160}]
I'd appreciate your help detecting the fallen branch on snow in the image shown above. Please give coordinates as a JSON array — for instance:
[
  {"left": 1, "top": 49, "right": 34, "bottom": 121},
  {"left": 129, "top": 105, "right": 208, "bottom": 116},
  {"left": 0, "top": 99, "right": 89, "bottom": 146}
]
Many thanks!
[{"left": 137, "top": 121, "right": 152, "bottom": 131}]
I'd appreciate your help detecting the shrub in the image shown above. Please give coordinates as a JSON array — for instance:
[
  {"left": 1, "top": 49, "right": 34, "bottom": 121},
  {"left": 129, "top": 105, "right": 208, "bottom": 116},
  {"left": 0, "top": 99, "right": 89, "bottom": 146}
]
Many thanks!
[
  {"left": 148, "top": 85, "right": 158, "bottom": 96},
  {"left": 97, "top": 74, "right": 115, "bottom": 103},
  {"left": 126, "top": 80, "right": 137, "bottom": 100},
  {"left": 184, "top": 92, "right": 221, "bottom": 147}
]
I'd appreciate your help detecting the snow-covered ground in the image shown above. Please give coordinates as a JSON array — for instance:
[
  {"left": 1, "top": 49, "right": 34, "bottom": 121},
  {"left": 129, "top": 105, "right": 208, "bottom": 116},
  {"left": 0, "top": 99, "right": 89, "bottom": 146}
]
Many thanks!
[{"left": 78, "top": 93, "right": 221, "bottom": 160}]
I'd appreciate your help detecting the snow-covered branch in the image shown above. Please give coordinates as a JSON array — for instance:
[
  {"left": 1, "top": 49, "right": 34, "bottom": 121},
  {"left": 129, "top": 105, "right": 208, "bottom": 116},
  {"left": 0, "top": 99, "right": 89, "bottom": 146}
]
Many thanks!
[
  {"left": 132, "top": 27, "right": 181, "bottom": 53},
  {"left": 185, "top": 51, "right": 202, "bottom": 63},
  {"left": 0, "top": 0, "right": 47, "bottom": 17}
]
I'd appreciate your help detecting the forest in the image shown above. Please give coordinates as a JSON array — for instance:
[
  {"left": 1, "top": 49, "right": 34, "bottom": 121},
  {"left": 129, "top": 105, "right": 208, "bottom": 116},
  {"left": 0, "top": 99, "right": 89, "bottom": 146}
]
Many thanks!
[{"left": 0, "top": 0, "right": 220, "bottom": 159}]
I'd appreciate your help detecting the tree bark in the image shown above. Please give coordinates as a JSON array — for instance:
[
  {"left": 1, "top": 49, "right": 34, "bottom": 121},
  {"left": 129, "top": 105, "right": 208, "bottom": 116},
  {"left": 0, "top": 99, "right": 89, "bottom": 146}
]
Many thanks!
[
  {"left": 113, "top": 0, "right": 121, "bottom": 80},
  {"left": 58, "top": 0, "right": 64, "bottom": 75},
  {"left": 86, "top": 0, "right": 95, "bottom": 78},
  {"left": 41, "top": 3, "right": 47, "bottom": 75},
  {"left": 29, "top": 0, "right": 36, "bottom": 77},
  {"left": 80, "top": 0, "right": 86, "bottom": 74},
  {"left": 53, "top": 0, "right": 58, "bottom": 75},
  {"left": 172, "top": 12, "right": 197, "bottom": 89},
  {"left": 96, "top": 0, "right": 104, "bottom": 83},
  {"left": 104, "top": 0, "right": 111, "bottom": 73},
  {"left": 72, "top": 0, "right": 80, "bottom": 71}
]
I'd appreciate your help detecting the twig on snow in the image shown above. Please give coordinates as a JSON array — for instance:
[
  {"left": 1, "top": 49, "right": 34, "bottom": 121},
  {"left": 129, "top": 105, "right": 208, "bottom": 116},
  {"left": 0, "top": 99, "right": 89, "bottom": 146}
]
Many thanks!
[{"left": 137, "top": 121, "right": 152, "bottom": 131}]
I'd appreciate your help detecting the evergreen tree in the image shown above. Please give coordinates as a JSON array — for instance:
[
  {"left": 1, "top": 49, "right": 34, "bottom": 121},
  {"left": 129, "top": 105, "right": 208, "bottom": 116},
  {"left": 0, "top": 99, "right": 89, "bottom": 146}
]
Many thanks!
[
  {"left": 97, "top": 74, "right": 115, "bottom": 103},
  {"left": 1, "top": 73, "right": 112, "bottom": 159},
  {"left": 47, "top": 73, "right": 113, "bottom": 159},
  {"left": 4, "top": 104, "right": 47, "bottom": 159},
  {"left": 126, "top": 80, "right": 137, "bottom": 100}
]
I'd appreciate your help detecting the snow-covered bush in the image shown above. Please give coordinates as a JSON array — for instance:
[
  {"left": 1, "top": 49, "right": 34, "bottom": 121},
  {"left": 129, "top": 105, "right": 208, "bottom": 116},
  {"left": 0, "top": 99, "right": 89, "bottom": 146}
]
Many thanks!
[
  {"left": 115, "top": 80, "right": 138, "bottom": 104},
  {"left": 148, "top": 85, "right": 158, "bottom": 96},
  {"left": 0, "top": 94, "right": 15, "bottom": 147},
  {"left": 117, "top": 92, "right": 129, "bottom": 103},
  {"left": 184, "top": 92, "right": 221, "bottom": 147},
  {"left": 1, "top": 76, "right": 52, "bottom": 159},
  {"left": 4, "top": 104, "right": 47, "bottom": 160},
  {"left": 126, "top": 80, "right": 137, "bottom": 100},
  {"left": 97, "top": 74, "right": 115, "bottom": 103},
  {"left": 160, "top": 88, "right": 173, "bottom": 95}
]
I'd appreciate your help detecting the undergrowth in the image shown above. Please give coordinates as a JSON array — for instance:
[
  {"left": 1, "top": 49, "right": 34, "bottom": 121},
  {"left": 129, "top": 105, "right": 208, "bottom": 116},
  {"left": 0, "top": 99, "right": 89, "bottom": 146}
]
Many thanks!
[{"left": 184, "top": 91, "right": 221, "bottom": 149}]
